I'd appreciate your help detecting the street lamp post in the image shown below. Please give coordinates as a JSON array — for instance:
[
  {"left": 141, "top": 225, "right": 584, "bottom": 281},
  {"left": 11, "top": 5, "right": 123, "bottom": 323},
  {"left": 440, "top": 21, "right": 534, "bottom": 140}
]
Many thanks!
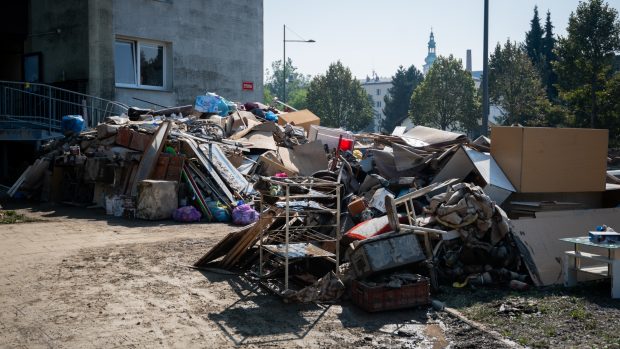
[
  {"left": 481, "top": 0, "right": 490, "bottom": 136},
  {"left": 283, "top": 25, "right": 315, "bottom": 104}
]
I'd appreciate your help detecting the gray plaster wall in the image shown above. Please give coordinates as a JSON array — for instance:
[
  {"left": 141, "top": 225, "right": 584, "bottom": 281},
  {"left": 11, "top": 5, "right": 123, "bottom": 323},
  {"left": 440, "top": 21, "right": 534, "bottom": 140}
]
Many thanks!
[
  {"left": 26, "top": 0, "right": 89, "bottom": 84},
  {"left": 112, "top": 0, "right": 263, "bottom": 108}
]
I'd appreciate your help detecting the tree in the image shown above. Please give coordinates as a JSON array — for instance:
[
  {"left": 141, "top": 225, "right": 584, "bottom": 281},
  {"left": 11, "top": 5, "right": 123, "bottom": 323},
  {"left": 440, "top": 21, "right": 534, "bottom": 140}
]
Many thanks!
[
  {"left": 542, "top": 10, "right": 558, "bottom": 100},
  {"left": 554, "top": 0, "right": 620, "bottom": 128},
  {"left": 489, "top": 40, "right": 549, "bottom": 126},
  {"left": 306, "top": 61, "right": 374, "bottom": 131},
  {"left": 408, "top": 55, "right": 479, "bottom": 133},
  {"left": 525, "top": 6, "right": 544, "bottom": 72},
  {"left": 382, "top": 65, "right": 424, "bottom": 133},
  {"left": 264, "top": 58, "right": 311, "bottom": 109}
]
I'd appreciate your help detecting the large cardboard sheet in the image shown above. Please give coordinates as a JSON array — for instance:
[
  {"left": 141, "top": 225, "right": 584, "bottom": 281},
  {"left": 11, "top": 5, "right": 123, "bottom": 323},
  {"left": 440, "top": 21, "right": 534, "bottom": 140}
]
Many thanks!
[
  {"left": 278, "top": 141, "right": 328, "bottom": 176},
  {"left": 491, "top": 126, "right": 608, "bottom": 192},
  {"left": 511, "top": 207, "right": 620, "bottom": 286}
]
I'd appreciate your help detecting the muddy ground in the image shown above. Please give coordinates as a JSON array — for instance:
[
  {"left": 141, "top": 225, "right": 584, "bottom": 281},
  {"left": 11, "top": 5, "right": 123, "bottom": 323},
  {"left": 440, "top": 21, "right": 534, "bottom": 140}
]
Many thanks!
[{"left": 0, "top": 203, "right": 506, "bottom": 349}]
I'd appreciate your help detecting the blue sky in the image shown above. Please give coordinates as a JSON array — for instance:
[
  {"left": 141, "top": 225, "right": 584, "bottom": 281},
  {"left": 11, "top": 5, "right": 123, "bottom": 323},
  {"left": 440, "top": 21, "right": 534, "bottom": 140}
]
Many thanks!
[{"left": 264, "top": 0, "right": 620, "bottom": 79}]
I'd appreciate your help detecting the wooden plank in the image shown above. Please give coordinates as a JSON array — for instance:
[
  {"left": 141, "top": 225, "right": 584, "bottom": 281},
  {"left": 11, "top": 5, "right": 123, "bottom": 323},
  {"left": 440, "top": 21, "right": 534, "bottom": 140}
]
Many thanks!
[
  {"left": 193, "top": 225, "right": 252, "bottom": 267},
  {"left": 181, "top": 165, "right": 213, "bottom": 221},
  {"left": 8, "top": 165, "right": 32, "bottom": 197},
  {"left": 182, "top": 138, "right": 234, "bottom": 204},
  {"left": 221, "top": 211, "right": 276, "bottom": 268},
  {"left": 130, "top": 121, "right": 171, "bottom": 196}
]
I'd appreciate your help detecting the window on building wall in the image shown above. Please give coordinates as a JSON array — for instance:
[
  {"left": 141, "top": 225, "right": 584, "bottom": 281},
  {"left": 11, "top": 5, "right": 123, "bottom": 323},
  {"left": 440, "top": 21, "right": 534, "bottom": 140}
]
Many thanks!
[
  {"left": 376, "top": 101, "right": 382, "bottom": 108},
  {"left": 376, "top": 88, "right": 381, "bottom": 95},
  {"left": 115, "top": 38, "right": 167, "bottom": 89}
]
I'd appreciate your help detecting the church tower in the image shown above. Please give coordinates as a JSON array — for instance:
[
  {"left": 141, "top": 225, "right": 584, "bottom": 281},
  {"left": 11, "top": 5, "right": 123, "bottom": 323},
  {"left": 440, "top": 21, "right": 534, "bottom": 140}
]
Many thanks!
[{"left": 423, "top": 29, "right": 437, "bottom": 75}]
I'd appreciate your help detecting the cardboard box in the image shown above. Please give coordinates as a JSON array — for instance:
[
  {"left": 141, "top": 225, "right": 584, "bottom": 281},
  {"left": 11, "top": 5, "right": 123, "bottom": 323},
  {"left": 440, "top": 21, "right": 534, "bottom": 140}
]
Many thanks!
[
  {"left": 491, "top": 126, "right": 608, "bottom": 193},
  {"left": 277, "top": 109, "right": 320, "bottom": 134}
]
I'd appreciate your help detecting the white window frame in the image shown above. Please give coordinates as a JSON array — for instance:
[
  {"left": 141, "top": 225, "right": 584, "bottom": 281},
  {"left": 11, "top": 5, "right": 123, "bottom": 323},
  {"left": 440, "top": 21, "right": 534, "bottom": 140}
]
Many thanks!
[{"left": 115, "top": 37, "right": 168, "bottom": 91}]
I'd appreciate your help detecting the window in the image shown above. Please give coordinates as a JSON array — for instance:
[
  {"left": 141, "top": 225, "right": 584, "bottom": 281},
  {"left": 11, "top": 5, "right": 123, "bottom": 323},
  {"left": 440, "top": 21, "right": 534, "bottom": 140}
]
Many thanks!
[
  {"left": 376, "top": 88, "right": 381, "bottom": 95},
  {"left": 115, "top": 38, "right": 167, "bottom": 89},
  {"left": 376, "top": 101, "right": 382, "bottom": 108}
]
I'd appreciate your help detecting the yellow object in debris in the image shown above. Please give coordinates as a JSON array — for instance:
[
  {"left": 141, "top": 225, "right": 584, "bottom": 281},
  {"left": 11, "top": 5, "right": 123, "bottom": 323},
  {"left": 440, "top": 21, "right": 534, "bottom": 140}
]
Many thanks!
[
  {"left": 353, "top": 149, "right": 362, "bottom": 160},
  {"left": 452, "top": 279, "right": 468, "bottom": 288}
]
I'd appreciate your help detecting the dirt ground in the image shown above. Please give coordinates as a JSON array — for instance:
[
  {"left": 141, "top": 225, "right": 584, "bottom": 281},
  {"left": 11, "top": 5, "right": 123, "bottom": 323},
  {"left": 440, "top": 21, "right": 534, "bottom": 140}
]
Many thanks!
[{"left": 0, "top": 202, "right": 507, "bottom": 349}]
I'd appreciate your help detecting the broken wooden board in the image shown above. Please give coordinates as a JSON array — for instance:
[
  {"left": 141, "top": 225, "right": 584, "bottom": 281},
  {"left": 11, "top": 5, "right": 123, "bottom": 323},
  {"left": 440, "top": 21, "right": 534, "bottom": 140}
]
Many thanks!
[
  {"left": 181, "top": 138, "right": 235, "bottom": 205},
  {"left": 193, "top": 225, "right": 253, "bottom": 267},
  {"left": 221, "top": 210, "right": 277, "bottom": 268},
  {"left": 130, "top": 121, "right": 171, "bottom": 196}
]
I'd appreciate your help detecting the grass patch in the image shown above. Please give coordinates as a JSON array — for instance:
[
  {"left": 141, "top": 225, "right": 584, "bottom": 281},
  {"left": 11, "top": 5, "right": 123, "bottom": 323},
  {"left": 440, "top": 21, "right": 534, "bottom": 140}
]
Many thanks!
[{"left": 0, "top": 210, "right": 38, "bottom": 224}]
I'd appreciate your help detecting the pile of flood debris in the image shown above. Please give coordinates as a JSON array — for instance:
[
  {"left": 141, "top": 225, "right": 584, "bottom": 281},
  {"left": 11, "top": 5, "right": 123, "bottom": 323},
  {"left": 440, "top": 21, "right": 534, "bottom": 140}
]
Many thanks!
[{"left": 10, "top": 91, "right": 619, "bottom": 310}]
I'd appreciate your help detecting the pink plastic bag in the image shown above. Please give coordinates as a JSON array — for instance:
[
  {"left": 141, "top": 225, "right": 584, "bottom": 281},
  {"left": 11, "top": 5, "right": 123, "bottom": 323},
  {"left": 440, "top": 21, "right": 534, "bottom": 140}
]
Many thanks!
[
  {"left": 232, "top": 204, "right": 259, "bottom": 225},
  {"left": 173, "top": 206, "right": 202, "bottom": 222}
]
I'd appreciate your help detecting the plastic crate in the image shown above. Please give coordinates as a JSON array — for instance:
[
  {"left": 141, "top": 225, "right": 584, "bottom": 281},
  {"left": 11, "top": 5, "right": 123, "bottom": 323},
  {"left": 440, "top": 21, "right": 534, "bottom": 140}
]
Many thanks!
[{"left": 351, "top": 277, "right": 430, "bottom": 312}]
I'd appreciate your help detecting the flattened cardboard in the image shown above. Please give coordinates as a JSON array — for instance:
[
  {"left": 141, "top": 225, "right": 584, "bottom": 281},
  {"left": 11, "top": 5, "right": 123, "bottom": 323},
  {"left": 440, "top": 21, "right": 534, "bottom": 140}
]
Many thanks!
[
  {"left": 401, "top": 126, "right": 466, "bottom": 147},
  {"left": 277, "top": 109, "right": 320, "bottom": 134},
  {"left": 491, "top": 126, "right": 608, "bottom": 192},
  {"left": 511, "top": 207, "right": 620, "bottom": 286},
  {"left": 278, "top": 141, "right": 328, "bottom": 176},
  {"left": 432, "top": 146, "right": 515, "bottom": 204}
]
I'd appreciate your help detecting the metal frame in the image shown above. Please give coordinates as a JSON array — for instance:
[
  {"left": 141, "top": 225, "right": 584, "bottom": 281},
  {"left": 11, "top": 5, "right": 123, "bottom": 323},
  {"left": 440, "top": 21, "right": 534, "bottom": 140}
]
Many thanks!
[{"left": 258, "top": 177, "right": 341, "bottom": 293}]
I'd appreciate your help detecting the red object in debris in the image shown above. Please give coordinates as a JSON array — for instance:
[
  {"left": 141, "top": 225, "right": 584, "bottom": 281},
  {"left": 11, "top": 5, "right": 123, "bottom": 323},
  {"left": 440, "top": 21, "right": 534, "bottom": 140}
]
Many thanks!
[
  {"left": 338, "top": 137, "right": 354, "bottom": 152},
  {"left": 351, "top": 278, "right": 430, "bottom": 312}
]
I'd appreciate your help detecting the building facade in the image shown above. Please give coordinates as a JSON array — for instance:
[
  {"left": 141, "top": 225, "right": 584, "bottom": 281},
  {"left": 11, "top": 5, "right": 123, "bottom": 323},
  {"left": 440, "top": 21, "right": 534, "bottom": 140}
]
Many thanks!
[
  {"left": 359, "top": 72, "right": 392, "bottom": 133},
  {"left": 0, "top": 0, "right": 264, "bottom": 107}
]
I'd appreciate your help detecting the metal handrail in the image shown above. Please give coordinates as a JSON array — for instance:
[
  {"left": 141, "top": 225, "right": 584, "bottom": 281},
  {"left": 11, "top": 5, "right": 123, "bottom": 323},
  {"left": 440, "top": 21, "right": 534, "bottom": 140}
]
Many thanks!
[{"left": 0, "top": 80, "right": 129, "bottom": 132}]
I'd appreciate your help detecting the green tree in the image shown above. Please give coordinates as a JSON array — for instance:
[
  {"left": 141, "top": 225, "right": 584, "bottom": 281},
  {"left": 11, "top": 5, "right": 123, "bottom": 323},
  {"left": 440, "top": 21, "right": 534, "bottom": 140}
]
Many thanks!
[
  {"left": 525, "top": 6, "right": 544, "bottom": 72},
  {"left": 264, "top": 58, "right": 311, "bottom": 109},
  {"left": 382, "top": 65, "right": 424, "bottom": 133},
  {"left": 600, "top": 74, "right": 620, "bottom": 145},
  {"left": 408, "top": 55, "right": 479, "bottom": 133},
  {"left": 306, "top": 61, "right": 374, "bottom": 131},
  {"left": 554, "top": 0, "right": 620, "bottom": 128},
  {"left": 489, "top": 40, "right": 549, "bottom": 126},
  {"left": 542, "top": 10, "right": 559, "bottom": 100}
]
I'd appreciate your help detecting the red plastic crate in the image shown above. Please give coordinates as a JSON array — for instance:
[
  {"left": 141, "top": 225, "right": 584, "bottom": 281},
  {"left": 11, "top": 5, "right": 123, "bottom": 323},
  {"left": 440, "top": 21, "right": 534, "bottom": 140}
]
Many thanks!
[{"left": 351, "top": 277, "right": 430, "bottom": 312}]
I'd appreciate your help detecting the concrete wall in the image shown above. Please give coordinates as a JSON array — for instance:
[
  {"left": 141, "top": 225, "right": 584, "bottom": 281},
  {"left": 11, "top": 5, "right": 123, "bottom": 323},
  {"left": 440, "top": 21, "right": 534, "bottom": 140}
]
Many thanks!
[
  {"left": 26, "top": 0, "right": 89, "bottom": 85},
  {"left": 112, "top": 0, "right": 263, "bottom": 108}
]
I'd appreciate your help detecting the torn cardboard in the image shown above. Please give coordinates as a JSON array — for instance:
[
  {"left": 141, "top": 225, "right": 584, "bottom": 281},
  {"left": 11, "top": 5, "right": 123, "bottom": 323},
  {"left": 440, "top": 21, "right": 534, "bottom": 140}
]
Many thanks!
[
  {"left": 277, "top": 141, "right": 328, "bottom": 176},
  {"left": 432, "top": 146, "right": 515, "bottom": 205}
]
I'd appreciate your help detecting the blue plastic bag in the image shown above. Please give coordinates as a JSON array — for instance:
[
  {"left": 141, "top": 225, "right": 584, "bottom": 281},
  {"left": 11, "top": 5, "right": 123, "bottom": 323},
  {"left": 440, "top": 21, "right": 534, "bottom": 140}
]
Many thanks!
[
  {"left": 61, "top": 115, "right": 84, "bottom": 135},
  {"left": 206, "top": 200, "right": 231, "bottom": 222},
  {"left": 264, "top": 111, "right": 278, "bottom": 122}
]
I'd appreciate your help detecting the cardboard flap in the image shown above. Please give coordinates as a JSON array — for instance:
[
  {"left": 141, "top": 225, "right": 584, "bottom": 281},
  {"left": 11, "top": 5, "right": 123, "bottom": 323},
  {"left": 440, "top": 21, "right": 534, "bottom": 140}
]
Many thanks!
[{"left": 401, "top": 126, "right": 466, "bottom": 147}]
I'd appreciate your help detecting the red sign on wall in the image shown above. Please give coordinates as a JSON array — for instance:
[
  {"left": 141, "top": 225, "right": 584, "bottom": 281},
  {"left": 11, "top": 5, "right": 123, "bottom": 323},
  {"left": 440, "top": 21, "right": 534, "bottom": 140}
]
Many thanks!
[{"left": 242, "top": 81, "right": 254, "bottom": 91}]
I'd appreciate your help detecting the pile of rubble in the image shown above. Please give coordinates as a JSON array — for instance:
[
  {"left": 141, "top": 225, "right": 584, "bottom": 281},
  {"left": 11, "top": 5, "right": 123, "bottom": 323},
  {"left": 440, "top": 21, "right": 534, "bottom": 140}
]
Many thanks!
[{"left": 11, "top": 90, "right": 619, "bottom": 310}]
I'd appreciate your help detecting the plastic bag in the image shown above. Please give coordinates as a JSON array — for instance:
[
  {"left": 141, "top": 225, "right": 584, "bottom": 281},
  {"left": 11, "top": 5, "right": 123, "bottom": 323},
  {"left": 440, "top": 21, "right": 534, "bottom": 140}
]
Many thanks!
[
  {"left": 264, "top": 111, "right": 278, "bottom": 122},
  {"left": 61, "top": 115, "right": 84, "bottom": 135},
  {"left": 195, "top": 92, "right": 230, "bottom": 115},
  {"left": 173, "top": 206, "right": 202, "bottom": 222},
  {"left": 232, "top": 204, "right": 260, "bottom": 225},
  {"left": 206, "top": 201, "right": 231, "bottom": 222}
]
